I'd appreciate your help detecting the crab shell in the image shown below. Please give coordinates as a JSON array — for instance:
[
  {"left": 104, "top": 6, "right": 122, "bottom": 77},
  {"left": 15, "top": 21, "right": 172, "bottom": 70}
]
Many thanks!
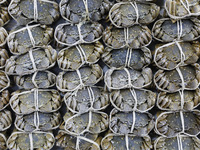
[
  {"left": 7, "top": 131, "right": 55, "bottom": 150},
  {"left": 157, "top": 89, "right": 200, "bottom": 111},
  {"left": 0, "top": 27, "right": 8, "bottom": 48},
  {"left": 155, "top": 110, "right": 200, "bottom": 137},
  {"left": 15, "top": 111, "right": 61, "bottom": 132},
  {"left": 154, "top": 134, "right": 200, "bottom": 150},
  {"left": 152, "top": 18, "right": 200, "bottom": 42},
  {"left": 154, "top": 41, "right": 200, "bottom": 70},
  {"left": 154, "top": 64, "right": 200, "bottom": 93},
  {"left": 14, "top": 71, "right": 56, "bottom": 89},
  {"left": 101, "top": 133, "right": 152, "bottom": 150},
  {"left": 0, "top": 71, "right": 10, "bottom": 93},
  {"left": 0, "top": 90, "right": 9, "bottom": 111},
  {"left": 7, "top": 24, "right": 53, "bottom": 55},
  {"left": 0, "top": 7, "right": 10, "bottom": 27},
  {"left": 56, "top": 130, "right": 100, "bottom": 150},
  {"left": 104, "top": 67, "right": 152, "bottom": 90},
  {"left": 8, "top": 0, "right": 60, "bottom": 25},
  {"left": 109, "top": 108, "right": 154, "bottom": 135},
  {"left": 0, "top": 48, "right": 9, "bottom": 69},
  {"left": 64, "top": 86, "right": 109, "bottom": 114},
  {"left": 57, "top": 41, "right": 104, "bottom": 71},
  {"left": 110, "top": 88, "right": 156, "bottom": 112},
  {"left": 103, "top": 25, "right": 152, "bottom": 49},
  {"left": 102, "top": 47, "right": 152, "bottom": 70},
  {"left": 0, "top": 132, "right": 6, "bottom": 150},
  {"left": 165, "top": 0, "right": 200, "bottom": 20},
  {"left": 54, "top": 21, "right": 103, "bottom": 47},
  {"left": 0, "top": 110, "right": 12, "bottom": 131},
  {"left": 5, "top": 46, "right": 57, "bottom": 75},
  {"left": 56, "top": 64, "right": 103, "bottom": 92},
  {"left": 116, "top": 0, "right": 157, "bottom": 2},
  {"left": 109, "top": 2, "right": 160, "bottom": 28},
  {"left": 60, "top": 0, "right": 113, "bottom": 23},
  {"left": 10, "top": 89, "right": 62, "bottom": 115},
  {"left": 64, "top": 111, "right": 108, "bottom": 135}
]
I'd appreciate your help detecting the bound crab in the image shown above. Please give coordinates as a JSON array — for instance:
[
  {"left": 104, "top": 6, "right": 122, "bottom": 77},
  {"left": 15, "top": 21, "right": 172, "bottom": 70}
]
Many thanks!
[
  {"left": 109, "top": 2, "right": 159, "bottom": 28},
  {"left": 152, "top": 18, "right": 200, "bottom": 42},
  {"left": 56, "top": 64, "right": 103, "bottom": 92},
  {"left": 0, "top": 6, "right": 10, "bottom": 27},
  {"left": 64, "top": 86, "right": 109, "bottom": 113},
  {"left": 0, "top": 90, "right": 9, "bottom": 111},
  {"left": 0, "top": 132, "right": 6, "bottom": 150},
  {"left": 104, "top": 67, "right": 152, "bottom": 90},
  {"left": 54, "top": 22, "right": 103, "bottom": 47},
  {"left": 7, "top": 131, "right": 55, "bottom": 150},
  {"left": 15, "top": 111, "right": 61, "bottom": 132},
  {"left": 101, "top": 133, "right": 152, "bottom": 150},
  {"left": 8, "top": 0, "right": 60, "bottom": 25},
  {"left": 103, "top": 25, "right": 152, "bottom": 49},
  {"left": 0, "top": 110, "right": 12, "bottom": 131},
  {"left": 110, "top": 88, "right": 156, "bottom": 112},
  {"left": 102, "top": 47, "right": 152, "bottom": 70},
  {"left": 7, "top": 24, "right": 53, "bottom": 55},
  {"left": 109, "top": 108, "right": 154, "bottom": 135},
  {"left": 154, "top": 64, "right": 200, "bottom": 92},
  {"left": 10, "top": 89, "right": 62, "bottom": 115},
  {"left": 5, "top": 46, "right": 57, "bottom": 75},
  {"left": 154, "top": 41, "right": 200, "bottom": 70},
  {"left": 60, "top": 0, "right": 113, "bottom": 23},
  {"left": 0, "top": 48, "right": 9, "bottom": 69},
  {"left": 14, "top": 71, "right": 56, "bottom": 89},
  {"left": 0, "top": 27, "right": 8, "bottom": 47},
  {"left": 0, "top": 71, "right": 10, "bottom": 93},
  {"left": 57, "top": 41, "right": 104, "bottom": 71}
]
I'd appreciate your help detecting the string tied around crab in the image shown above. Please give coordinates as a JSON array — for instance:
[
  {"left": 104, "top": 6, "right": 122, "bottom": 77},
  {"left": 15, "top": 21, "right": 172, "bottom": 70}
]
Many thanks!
[{"left": 76, "top": 135, "right": 100, "bottom": 150}]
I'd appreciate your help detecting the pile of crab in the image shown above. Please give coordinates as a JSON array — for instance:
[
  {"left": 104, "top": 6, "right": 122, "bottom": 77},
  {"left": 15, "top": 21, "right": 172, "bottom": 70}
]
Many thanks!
[{"left": 152, "top": 0, "right": 200, "bottom": 149}]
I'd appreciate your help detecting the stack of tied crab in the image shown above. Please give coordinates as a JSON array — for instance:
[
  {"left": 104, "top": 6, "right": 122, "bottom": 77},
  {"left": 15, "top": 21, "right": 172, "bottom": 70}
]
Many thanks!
[{"left": 152, "top": 0, "right": 200, "bottom": 149}]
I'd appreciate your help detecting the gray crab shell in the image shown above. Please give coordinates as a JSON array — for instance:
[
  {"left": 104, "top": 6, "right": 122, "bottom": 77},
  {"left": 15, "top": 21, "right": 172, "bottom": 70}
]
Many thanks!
[
  {"left": 0, "top": 27, "right": 8, "bottom": 48},
  {"left": 0, "top": 90, "right": 9, "bottom": 111},
  {"left": 0, "top": 71, "right": 10, "bottom": 93},
  {"left": 0, "top": 110, "right": 12, "bottom": 131}
]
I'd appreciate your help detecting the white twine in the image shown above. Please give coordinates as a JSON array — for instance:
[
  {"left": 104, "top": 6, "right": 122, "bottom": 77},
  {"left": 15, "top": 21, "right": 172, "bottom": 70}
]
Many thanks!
[
  {"left": 76, "top": 45, "right": 88, "bottom": 64},
  {"left": 130, "top": 89, "right": 137, "bottom": 133},
  {"left": 84, "top": 111, "right": 92, "bottom": 133},
  {"left": 76, "top": 69, "right": 84, "bottom": 88},
  {"left": 125, "top": 48, "right": 132, "bottom": 68},
  {"left": 180, "top": 0, "right": 190, "bottom": 14},
  {"left": 83, "top": 0, "right": 89, "bottom": 20},
  {"left": 123, "top": 68, "right": 132, "bottom": 88},
  {"left": 88, "top": 87, "right": 95, "bottom": 110},
  {"left": 76, "top": 137, "right": 80, "bottom": 150},
  {"left": 32, "top": 72, "right": 39, "bottom": 88},
  {"left": 127, "top": 48, "right": 132, "bottom": 68},
  {"left": 77, "top": 23, "right": 83, "bottom": 43},
  {"left": 34, "top": 89, "right": 39, "bottom": 111},
  {"left": 125, "top": 134, "right": 129, "bottom": 150},
  {"left": 130, "top": 2, "right": 139, "bottom": 24},
  {"left": 77, "top": 135, "right": 100, "bottom": 149},
  {"left": 29, "top": 133, "right": 34, "bottom": 150},
  {"left": 177, "top": 20, "right": 183, "bottom": 40},
  {"left": 33, "top": 0, "right": 38, "bottom": 22},
  {"left": 26, "top": 24, "right": 36, "bottom": 47},
  {"left": 29, "top": 49, "right": 37, "bottom": 72},
  {"left": 33, "top": 111, "right": 40, "bottom": 131},
  {"left": 177, "top": 134, "right": 183, "bottom": 150}
]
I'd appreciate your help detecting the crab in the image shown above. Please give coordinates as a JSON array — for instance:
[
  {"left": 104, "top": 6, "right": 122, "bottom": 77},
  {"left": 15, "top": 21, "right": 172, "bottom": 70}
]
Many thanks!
[
  {"left": 0, "top": 48, "right": 9, "bottom": 69},
  {"left": 0, "top": 132, "right": 6, "bottom": 150},
  {"left": 155, "top": 110, "right": 200, "bottom": 137},
  {"left": 64, "top": 86, "right": 109, "bottom": 113},
  {"left": 15, "top": 111, "right": 61, "bottom": 132},
  {"left": 0, "top": 71, "right": 10, "bottom": 93},
  {"left": 0, "top": 27, "right": 8, "bottom": 48},
  {"left": 56, "top": 64, "right": 103, "bottom": 92},
  {"left": 110, "top": 88, "right": 156, "bottom": 112},
  {"left": 10, "top": 89, "right": 62, "bottom": 115},
  {"left": 8, "top": 0, "right": 60, "bottom": 25},
  {"left": 152, "top": 18, "right": 200, "bottom": 42},
  {"left": 154, "top": 64, "right": 200, "bottom": 92},
  {"left": 7, "top": 131, "right": 55, "bottom": 150},
  {"left": 60, "top": 0, "right": 113, "bottom": 23},
  {"left": 154, "top": 41, "right": 200, "bottom": 70},
  {"left": 14, "top": 71, "right": 56, "bottom": 89},
  {"left": 5, "top": 46, "right": 57, "bottom": 75},
  {"left": 165, "top": 0, "right": 200, "bottom": 19},
  {"left": 0, "top": 90, "right": 9, "bottom": 111},
  {"left": 0, "top": 110, "right": 12, "bottom": 131},
  {"left": 57, "top": 41, "right": 104, "bottom": 71},
  {"left": 109, "top": 108, "right": 154, "bottom": 135},
  {"left": 104, "top": 67, "right": 152, "bottom": 90},
  {"left": 7, "top": 24, "right": 53, "bottom": 55},
  {"left": 109, "top": 2, "right": 160, "bottom": 28},
  {"left": 102, "top": 47, "right": 152, "bottom": 70},
  {"left": 0, "top": 6, "right": 10, "bottom": 27},
  {"left": 101, "top": 133, "right": 152, "bottom": 150}
]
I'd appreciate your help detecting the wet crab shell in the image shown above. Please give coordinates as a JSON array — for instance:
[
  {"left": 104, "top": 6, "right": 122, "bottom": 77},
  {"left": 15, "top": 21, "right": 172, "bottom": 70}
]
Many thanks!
[
  {"left": 14, "top": 71, "right": 56, "bottom": 89},
  {"left": 0, "top": 7, "right": 10, "bottom": 27},
  {"left": 15, "top": 111, "right": 61, "bottom": 132},
  {"left": 101, "top": 133, "right": 152, "bottom": 150},
  {"left": 60, "top": 0, "right": 113, "bottom": 23},
  {"left": 109, "top": 109, "right": 154, "bottom": 135},
  {"left": 7, "top": 24, "right": 53, "bottom": 55},
  {"left": 57, "top": 41, "right": 104, "bottom": 71},
  {"left": 152, "top": 18, "right": 200, "bottom": 42},
  {"left": 64, "top": 86, "right": 109, "bottom": 113},
  {"left": 165, "top": 0, "right": 200, "bottom": 19},
  {"left": 0, "top": 90, "right": 9, "bottom": 111},
  {"left": 10, "top": 89, "right": 62, "bottom": 115},
  {"left": 56, "top": 64, "right": 103, "bottom": 92},
  {"left": 0, "top": 27, "right": 8, "bottom": 48},
  {"left": 154, "top": 41, "right": 200, "bottom": 70},
  {"left": 64, "top": 111, "right": 108, "bottom": 135},
  {"left": 0, "top": 132, "right": 6, "bottom": 150},
  {"left": 0, "top": 48, "right": 9, "bottom": 69},
  {"left": 54, "top": 22, "right": 103, "bottom": 47},
  {"left": 109, "top": 2, "right": 160, "bottom": 28},
  {"left": 154, "top": 64, "right": 200, "bottom": 92},
  {"left": 104, "top": 67, "right": 152, "bottom": 90},
  {"left": 5, "top": 46, "right": 57, "bottom": 75},
  {"left": 8, "top": 0, "right": 60, "bottom": 25},
  {"left": 157, "top": 89, "right": 200, "bottom": 111},
  {"left": 0, "top": 110, "right": 12, "bottom": 131},
  {"left": 154, "top": 134, "right": 200, "bottom": 150},
  {"left": 102, "top": 47, "right": 152, "bottom": 70},
  {"left": 110, "top": 88, "right": 156, "bottom": 112},
  {"left": 155, "top": 110, "right": 200, "bottom": 137},
  {"left": 7, "top": 131, "right": 55, "bottom": 150},
  {"left": 0, "top": 71, "right": 10, "bottom": 93}
]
